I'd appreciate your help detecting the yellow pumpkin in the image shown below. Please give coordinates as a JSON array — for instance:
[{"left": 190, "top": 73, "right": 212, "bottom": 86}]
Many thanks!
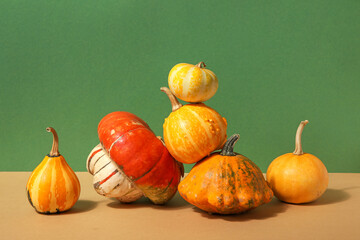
[
  {"left": 168, "top": 62, "right": 218, "bottom": 103},
  {"left": 161, "top": 87, "right": 227, "bottom": 164},
  {"left": 266, "top": 120, "right": 329, "bottom": 204},
  {"left": 26, "top": 127, "right": 80, "bottom": 214},
  {"left": 178, "top": 134, "right": 274, "bottom": 214}
]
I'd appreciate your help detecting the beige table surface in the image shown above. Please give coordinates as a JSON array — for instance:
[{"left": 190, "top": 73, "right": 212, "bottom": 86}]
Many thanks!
[{"left": 1, "top": 172, "right": 359, "bottom": 240}]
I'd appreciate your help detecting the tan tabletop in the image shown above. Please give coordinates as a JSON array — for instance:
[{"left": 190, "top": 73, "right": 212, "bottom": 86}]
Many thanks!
[{"left": 1, "top": 172, "right": 359, "bottom": 240}]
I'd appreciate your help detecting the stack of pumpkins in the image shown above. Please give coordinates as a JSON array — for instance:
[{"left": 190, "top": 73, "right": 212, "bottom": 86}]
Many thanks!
[
  {"left": 84, "top": 61, "right": 274, "bottom": 214},
  {"left": 26, "top": 62, "right": 329, "bottom": 215},
  {"left": 162, "top": 62, "right": 274, "bottom": 214}
]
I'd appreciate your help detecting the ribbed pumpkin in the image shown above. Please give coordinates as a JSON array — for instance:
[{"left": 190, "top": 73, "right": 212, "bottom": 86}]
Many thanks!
[
  {"left": 168, "top": 62, "right": 218, "bottom": 103},
  {"left": 179, "top": 134, "right": 274, "bottom": 214},
  {"left": 26, "top": 127, "right": 80, "bottom": 214},
  {"left": 97, "top": 111, "right": 183, "bottom": 204},
  {"left": 87, "top": 144, "right": 143, "bottom": 202},
  {"left": 161, "top": 87, "right": 227, "bottom": 164},
  {"left": 266, "top": 120, "right": 329, "bottom": 204}
]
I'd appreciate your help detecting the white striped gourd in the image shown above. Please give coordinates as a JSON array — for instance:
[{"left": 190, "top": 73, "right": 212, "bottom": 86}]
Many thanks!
[
  {"left": 26, "top": 127, "right": 80, "bottom": 214},
  {"left": 87, "top": 144, "right": 143, "bottom": 202},
  {"left": 168, "top": 62, "right": 218, "bottom": 103}
]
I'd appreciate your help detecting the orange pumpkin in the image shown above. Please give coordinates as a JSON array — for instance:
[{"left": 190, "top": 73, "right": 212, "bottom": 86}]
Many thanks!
[
  {"left": 179, "top": 134, "right": 273, "bottom": 214},
  {"left": 266, "top": 120, "right": 329, "bottom": 204},
  {"left": 26, "top": 127, "right": 80, "bottom": 214},
  {"left": 161, "top": 87, "right": 227, "bottom": 164},
  {"left": 168, "top": 62, "right": 218, "bottom": 103}
]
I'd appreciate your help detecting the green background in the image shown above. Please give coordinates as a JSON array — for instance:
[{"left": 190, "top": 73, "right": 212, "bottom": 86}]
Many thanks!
[{"left": 1, "top": 0, "right": 359, "bottom": 173}]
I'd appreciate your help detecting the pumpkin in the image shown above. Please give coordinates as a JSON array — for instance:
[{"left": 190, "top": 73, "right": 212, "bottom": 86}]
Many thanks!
[
  {"left": 97, "top": 111, "right": 183, "bottom": 204},
  {"left": 266, "top": 120, "right": 329, "bottom": 204},
  {"left": 161, "top": 87, "right": 227, "bottom": 164},
  {"left": 168, "top": 62, "right": 218, "bottom": 103},
  {"left": 178, "top": 134, "right": 274, "bottom": 214},
  {"left": 87, "top": 144, "right": 143, "bottom": 203},
  {"left": 26, "top": 127, "right": 80, "bottom": 214}
]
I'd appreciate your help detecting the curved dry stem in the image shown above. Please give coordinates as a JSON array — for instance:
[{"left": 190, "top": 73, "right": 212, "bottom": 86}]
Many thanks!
[
  {"left": 160, "top": 87, "right": 182, "bottom": 112},
  {"left": 293, "top": 120, "right": 309, "bottom": 155},
  {"left": 220, "top": 134, "right": 240, "bottom": 156},
  {"left": 195, "top": 62, "right": 206, "bottom": 68},
  {"left": 46, "top": 127, "right": 60, "bottom": 157}
]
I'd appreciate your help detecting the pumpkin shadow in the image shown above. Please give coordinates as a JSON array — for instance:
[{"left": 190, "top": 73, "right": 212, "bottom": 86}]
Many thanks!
[
  {"left": 193, "top": 198, "right": 288, "bottom": 222},
  {"left": 107, "top": 193, "right": 191, "bottom": 211},
  {"left": 300, "top": 188, "right": 352, "bottom": 206},
  {"left": 63, "top": 200, "right": 98, "bottom": 214}
]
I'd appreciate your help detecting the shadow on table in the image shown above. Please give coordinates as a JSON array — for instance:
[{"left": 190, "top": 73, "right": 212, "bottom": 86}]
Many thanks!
[
  {"left": 106, "top": 193, "right": 191, "bottom": 211},
  {"left": 304, "top": 188, "right": 352, "bottom": 206},
  {"left": 192, "top": 198, "right": 288, "bottom": 222},
  {"left": 64, "top": 200, "right": 98, "bottom": 214}
]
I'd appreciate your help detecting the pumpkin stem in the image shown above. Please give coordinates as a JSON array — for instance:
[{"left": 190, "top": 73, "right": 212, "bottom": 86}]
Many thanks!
[
  {"left": 160, "top": 87, "right": 183, "bottom": 112},
  {"left": 195, "top": 62, "right": 206, "bottom": 68},
  {"left": 293, "top": 120, "right": 309, "bottom": 155},
  {"left": 46, "top": 127, "right": 60, "bottom": 157},
  {"left": 220, "top": 134, "right": 240, "bottom": 156}
]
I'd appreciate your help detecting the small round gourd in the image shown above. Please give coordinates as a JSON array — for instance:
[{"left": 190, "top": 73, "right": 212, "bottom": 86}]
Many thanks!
[
  {"left": 266, "top": 120, "right": 329, "bottom": 204},
  {"left": 168, "top": 62, "right": 218, "bottom": 103},
  {"left": 26, "top": 127, "right": 81, "bottom": 214},
  {"left": 87, "top": 144, "right": 143, "bottom": 203},
  {"left": 161, "top": 87, "right": 227, "bottom": 164},
  {"left": 178, "top": 134, "right": 274, "bottom": 214}
]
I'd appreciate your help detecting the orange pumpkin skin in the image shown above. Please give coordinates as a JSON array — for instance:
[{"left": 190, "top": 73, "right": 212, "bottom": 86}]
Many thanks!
[
  {"left": 178, "top": 135, "right": 273, "bottom": 214},
  {"left": 266, "top": 153, "right": 328, "bottom": 204},
  {"left": 266, "top": 120, "right": 329, "bottom": 204},
  {"left": 163, "top": 103, "right": 227, "bottom": 164},
  {"left": 26, "top": 128, "right": 80, "bottom": 214},
  {"left": 26, "top": 155, "right": 81, "bottom": 213}
]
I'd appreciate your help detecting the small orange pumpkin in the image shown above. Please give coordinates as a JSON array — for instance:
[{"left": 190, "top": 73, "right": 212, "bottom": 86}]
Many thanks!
[
  {"left": 26, "top": 127, "right": 80, "bottom": 214},
  {"left": 168, "top": 62, "right": 218, "bottom": 103},
  {"left": 266, "top": 120, "right": 329, "bottom": 204},
  {"left": 178, "top": 134, "right": 274, "bottom": 214},
  {"left": 161, "top": 87, "right": 227, "bottom": 164}
]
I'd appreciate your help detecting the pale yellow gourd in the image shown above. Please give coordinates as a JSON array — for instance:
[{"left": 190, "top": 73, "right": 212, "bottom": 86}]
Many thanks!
[{"left": 168, "top": 62, "right": 218, "bottom": 103}]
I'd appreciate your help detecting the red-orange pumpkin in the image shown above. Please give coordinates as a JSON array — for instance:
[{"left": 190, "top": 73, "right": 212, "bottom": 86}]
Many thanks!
[{"left": 98, "top": 111, "right": 183, "bottom": 204}]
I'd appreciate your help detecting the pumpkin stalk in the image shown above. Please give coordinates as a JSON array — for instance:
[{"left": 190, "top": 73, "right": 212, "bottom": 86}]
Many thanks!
[
  {"left": 220, "top": 134, "right": 240, "bottom": 156},
  {"left": 293, "top": 120, "right": 309, "bottom": 155},
  {"left": 46, "top": 127, "right": 60, "bottom": 157},
  {"left": 195, "top": 62, "right": 206, "bottom": 68},
  {"left": 160, "top": 87, "right": 183, "bottom": 112}
]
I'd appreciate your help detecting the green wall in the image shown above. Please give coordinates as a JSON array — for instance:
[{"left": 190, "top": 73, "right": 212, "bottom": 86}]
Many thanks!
[{"left": 1, "top": 0, "right": 359, "bottom": 172}]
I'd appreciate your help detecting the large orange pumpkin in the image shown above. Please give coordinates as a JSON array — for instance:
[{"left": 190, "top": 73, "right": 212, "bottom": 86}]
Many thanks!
[
  {"left": 26, "top": 127, "right": 80, "bottom": 214},
  {"left": 266, "top": 120, "right": 329, "bottom": 204},
  {"left": 161, "top": 87, "right": 227, "bottom": 164},
  {"left": 178, "top": 134, "right": 273, "bottom": 214},
  {"left": 168, "top": 62, "right": 218, "bottom": 103}
]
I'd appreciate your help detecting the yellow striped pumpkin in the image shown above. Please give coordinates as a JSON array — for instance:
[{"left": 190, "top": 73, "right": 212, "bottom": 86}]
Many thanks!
[
  {"left": 168, "top": 62, "right": 218, "bottom": 103},
  {"left": 26, "top": 127, "right": 80, "bottom": 214},
  {"left": 161, "top": 87, "right": 227, "bottom": 164}
]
